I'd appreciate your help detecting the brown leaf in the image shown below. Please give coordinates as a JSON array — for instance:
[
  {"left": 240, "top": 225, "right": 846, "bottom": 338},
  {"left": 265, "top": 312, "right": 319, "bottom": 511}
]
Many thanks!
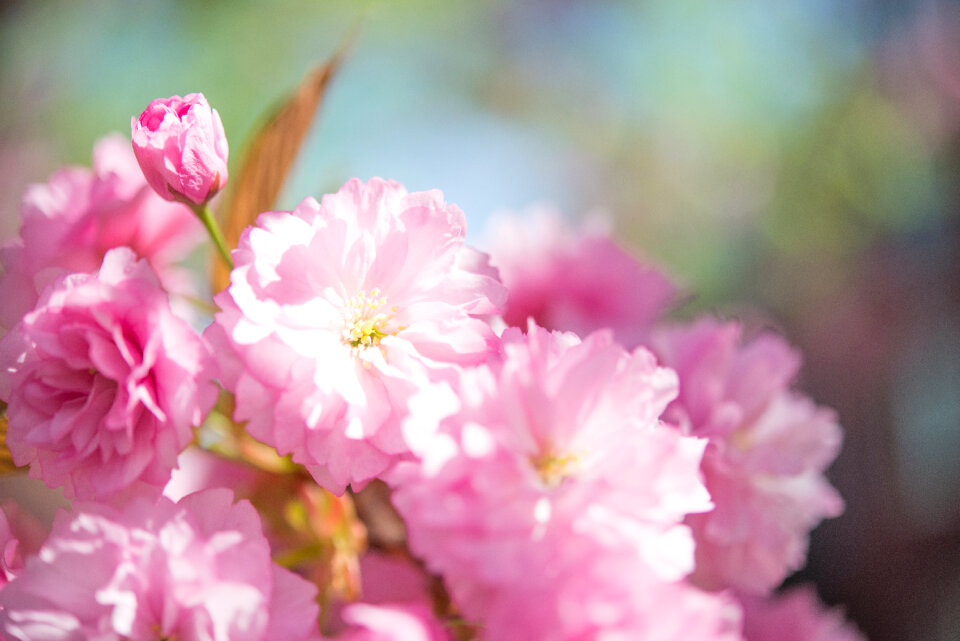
[
  {"left": 0, "top": 413, "right": 19, "bottom": 475},
  {"left": 211, "top": 39, "right": 353, "bottom": 293}
]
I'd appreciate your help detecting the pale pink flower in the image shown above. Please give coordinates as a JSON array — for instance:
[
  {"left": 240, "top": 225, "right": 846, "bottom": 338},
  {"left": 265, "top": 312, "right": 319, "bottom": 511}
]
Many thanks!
[
  {"left": 356, "top": 551, "right": 434, "bottom": 607},
  {"left": 439, "top": 539, "right": 742, "bottom": 641},
  {"left": 0, "top": 500, "right": 48, "bottom": 589},
  {"left": 163, "top": 446, "right": 262, "bottom": 503},
  {"left": 0, "top": 134, "right": 204, "bottom": 330},
  {"left": 0, "top": 489, "right": 321, "bottom": 641},
  {"left": 651, "top": 318, "right": 845, "bottom": 594},
  {"left": 0, "top": 248, "right": 218, "bottom": 500},
  {"left": 550, "top": 556, "right": 744, "bottom": 641},
  {"left": 740, "top": 586, "right": 865, "bottom": 641},
  {"left": 611, "top": 578, "right": 744, "bottom": 641},
  {"left": 0, "top": 507, "right": 24, "bottom": 586},
  {"left": 337, "top": 603, "right": 453, "bottom": 641},
  {"left": 324, "top": 551, "right": 448, "bottom": 638},
  {"left": 391, "top": 324, "right": 729, "bottom": 640},
  {"left": 131, "top": 93, "right": 229, "bottom": 205},
  {"left": 484, "top": 207, "right": 676, "bottom": 348},
  {"left": 327, "top": 551, "right": 453, "bottom": 640},
  {"left": 207, "top": 178, "right": 506, "bottom": 494}
]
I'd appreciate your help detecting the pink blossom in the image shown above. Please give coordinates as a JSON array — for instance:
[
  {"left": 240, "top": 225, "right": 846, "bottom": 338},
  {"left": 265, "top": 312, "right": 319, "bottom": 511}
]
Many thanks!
[
  {"left": 0, "top": 248, "right": 218, "bottom": 500},
  {"left": 740, "top": 586, "right": 865, "bottom": 641},
  {"left": 549, "top": 556, "right": 744, "bottom": 641},
  {"left": 651, "top": 318, "right": 845, "bottom": 594},
  {"left": 355, "top": 551, "right": 434, "bottom": 607},
  {"left": 337, "top": 603, "right": 453, "bottom": 641},
  {"left": 0, "top": 489, "right": 321, "bottom": 641},
  {"left": 163, "top": 446, "right": 262, "bottom": 503},
  {"left": 0, "top": 500, "right": 48, "bottom": 588},
  {"left": 207, "top": 178, "right": 506, "bottom": 494},
  {"left": 484, "top": 207, "right": 676, "bottom": 348},
  {"left": 131, "top": 93, "right": 229, "bottom": 205},
  {"left": 0, "top": 134, "right": 205, "bottom": 330},
  {"left": 0, "top": 506, "right": 25, "bottom": 587},
  {"left": 328, "top": 552, "right": 453, "bottom": 640},
  {"left": 391, "top": 324, "right": 734, "bottom": 640}
]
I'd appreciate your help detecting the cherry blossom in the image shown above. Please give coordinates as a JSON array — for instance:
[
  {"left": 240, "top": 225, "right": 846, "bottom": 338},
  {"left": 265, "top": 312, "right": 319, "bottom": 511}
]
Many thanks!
[
  {"left": 0, "top": 248, "right": 217, "bottom": 500},
  {"left": 0, "top": 134, "right": 204, "bottom": 330},
  {"left": 0, "top": 489, "right": 320, "bottom": 641},
  {"left": 740, "top": 586, "right": 865, "bottom": 641},
  {"left": 207, "top": 177, "right": 506, "bottom": 494},
  {"left": 652, "top": 319, "right": 844, "bottom": 594},
  {"left": 484, "top": 207, "right": 675, "bottom": 348},
  {"left": 392, "top": 324, "right": 737, "bottom": 640}
]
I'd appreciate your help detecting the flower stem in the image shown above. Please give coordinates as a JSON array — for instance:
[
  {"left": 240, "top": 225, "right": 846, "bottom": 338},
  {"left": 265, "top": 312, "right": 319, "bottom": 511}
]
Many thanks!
[{"left": 192, "top": 203, "right": 234, "bottom": 270}]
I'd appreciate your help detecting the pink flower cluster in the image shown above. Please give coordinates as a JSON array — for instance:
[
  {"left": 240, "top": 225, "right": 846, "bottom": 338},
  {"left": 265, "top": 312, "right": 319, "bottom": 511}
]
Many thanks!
[
  {"left": 0, "top": 489, "right": 320, "bottom": 641},
  {"left": 206, "top": 177, "right": 506, "bottom": 494},
  {"left": 333, "top": 552, "right": 454, "bottom": 641},
  {"left": 740, "top": 587, "right": 865, "bottom": 641},
  {"left": 390, "top": 324, "right": 739, "bottom": 640},
  {"left": 0, "top": 90, "right": 862, "bottom": 641},
  {"left": 651, "top": 319, "right": 845, "bottom": 594},
  {"left": 0, "top": 248, "right": 217, "bottom": 500},
  {"left": 481, "top": 211, "right": 847, "bottom": 598},
  {"left": 0, "top": 134, "right": 204, "bottom": 330},
  {"left": 484, "top": 207, "right": 676, "bottom": 348}
]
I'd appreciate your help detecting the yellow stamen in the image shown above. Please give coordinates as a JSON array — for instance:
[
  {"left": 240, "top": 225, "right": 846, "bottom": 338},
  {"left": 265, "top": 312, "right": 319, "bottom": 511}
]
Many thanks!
[
  {"left": 530, "top": 449, "right": 580, "bottom": 487},
  {"left": 341, "top": 289, "right": 397, "bottom": 353}
]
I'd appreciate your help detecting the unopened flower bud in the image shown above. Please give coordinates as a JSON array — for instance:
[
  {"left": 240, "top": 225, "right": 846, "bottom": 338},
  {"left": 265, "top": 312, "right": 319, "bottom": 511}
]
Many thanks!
[{"left": 131, "top": 93, "right": 228, "bottom": 206}]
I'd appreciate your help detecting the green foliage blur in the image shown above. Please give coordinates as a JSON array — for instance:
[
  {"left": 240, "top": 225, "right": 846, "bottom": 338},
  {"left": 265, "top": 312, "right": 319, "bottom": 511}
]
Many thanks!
[{"left": 1, "top": 1, "right": 946, "bottom": 309}]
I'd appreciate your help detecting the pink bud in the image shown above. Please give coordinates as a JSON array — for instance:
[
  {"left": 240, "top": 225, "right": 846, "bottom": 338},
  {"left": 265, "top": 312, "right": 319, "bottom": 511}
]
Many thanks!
[{"left": 131, "top": 93, "right": 229, "bottom": 206}]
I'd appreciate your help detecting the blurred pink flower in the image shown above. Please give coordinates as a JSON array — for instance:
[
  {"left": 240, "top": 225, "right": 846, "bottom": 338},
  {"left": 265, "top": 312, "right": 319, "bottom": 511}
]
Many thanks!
[
  {"left": 651, "top": 318, "right": 844, "bottom": 594},
  {"left": 740, "top": 586, "right": 865, "bottom": 641},
  {"left": 356, "top": 551, "right": 433, "bottom": 607},
  {"left": 338, "top": 603, "right": 453, "bottom": 641},
  {"left": 0, "top": 500, "right": 47, "bottom": 587},
  {"left": 163, "top": 446, "right": 262, "bottom": 502},
  {"left": 207, "top": 178, "right": 506, "bottom": 494},
  {"left": 0, "top": 507, "right": 23, "bottom": 586},
  {"left": 391, "top": 324, "right": 735, "bottom": 640},
  {"left": 0, "top": 248, "right": 218, "bottom": 500},
  {"left": 484, "top": 207, "right": 676, "bottom": 348},
  {"left": 0, "top": 489, "right": 320, "bottom": 641},
  {"left": 326, "top": 552, "right": 453, "bottom": 640},
  {"left": 0, "top": 134, "right": 204, "bottom": 330},
  {"left": 131, "top": 93, "right": 229, "bottom": 205}
]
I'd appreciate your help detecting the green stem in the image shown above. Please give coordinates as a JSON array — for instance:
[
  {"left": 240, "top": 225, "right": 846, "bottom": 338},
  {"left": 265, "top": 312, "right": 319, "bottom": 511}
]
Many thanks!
[{"left": 192, "top": 203, "right": 234, "bottom": 270}]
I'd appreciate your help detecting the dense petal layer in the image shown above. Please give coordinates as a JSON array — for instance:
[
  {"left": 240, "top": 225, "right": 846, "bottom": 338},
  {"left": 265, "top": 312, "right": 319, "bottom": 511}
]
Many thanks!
[
  {"left": 0, "top": 489, "right": 320, "bottom": 641},
  {"left": 0, "top": 134, "right": 203, "bottom": 330},
  {"left": 392, "top": 324, "right": 733, "bottom": 640},
  {"left": 207, "top": 178, "right": 506, "bottom": 494},
  {"left": 484, "top": 207, "right": 676, "bottom": 348},
  {"left": 652, "top": 318, "right": 844, "bottom": 594},
  {"left": 740, "top": 586, "right": 865, "bottom": 641},
  {"left": 0, "top": 248, "right": 217, "bottom": 500}
]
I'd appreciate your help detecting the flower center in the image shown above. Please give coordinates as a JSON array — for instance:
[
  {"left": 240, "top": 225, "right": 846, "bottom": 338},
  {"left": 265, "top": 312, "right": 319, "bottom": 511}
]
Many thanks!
[
  {"left": 341, "top": 288, "right": 398, "bottom": 352},
  {"left": 530, "top": 449, "right": 580, "bottom": 487}
]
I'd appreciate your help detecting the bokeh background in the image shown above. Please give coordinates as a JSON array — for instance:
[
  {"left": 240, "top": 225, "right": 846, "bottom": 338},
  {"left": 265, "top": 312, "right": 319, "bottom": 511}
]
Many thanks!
[{"left": 2, "top": 1, "right": 958, "bottom": 639}]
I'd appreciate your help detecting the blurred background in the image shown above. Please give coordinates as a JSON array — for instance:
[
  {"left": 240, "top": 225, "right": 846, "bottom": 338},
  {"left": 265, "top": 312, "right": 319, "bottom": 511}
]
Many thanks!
[{"left": 1, "top": 1, "right": 958, "bottom": 639}]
